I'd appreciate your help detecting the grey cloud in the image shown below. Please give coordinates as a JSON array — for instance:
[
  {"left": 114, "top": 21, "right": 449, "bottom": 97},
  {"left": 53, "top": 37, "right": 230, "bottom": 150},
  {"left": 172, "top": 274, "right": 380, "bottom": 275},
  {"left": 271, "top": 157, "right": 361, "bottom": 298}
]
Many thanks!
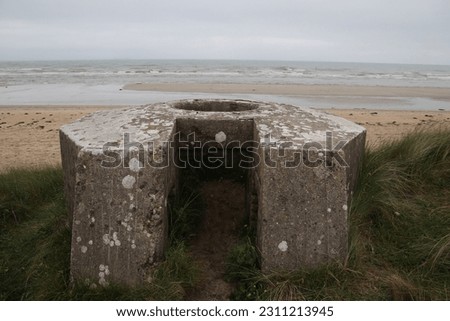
[{"left": 0, "top": 0, "right": 449, "bottom": 64}]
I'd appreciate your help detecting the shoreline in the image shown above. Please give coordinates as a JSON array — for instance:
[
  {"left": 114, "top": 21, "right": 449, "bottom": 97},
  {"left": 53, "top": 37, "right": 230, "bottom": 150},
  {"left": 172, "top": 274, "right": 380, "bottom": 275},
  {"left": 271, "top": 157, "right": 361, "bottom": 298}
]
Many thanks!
[
  {"left": 123, "top": 83, "right": 450, "bottom": 100},
  {"left": 0, "top": 105, "right": 448, "bottom": 172},
  {"left": 1, "top": 83, "right": 450, "bottom": 111}
]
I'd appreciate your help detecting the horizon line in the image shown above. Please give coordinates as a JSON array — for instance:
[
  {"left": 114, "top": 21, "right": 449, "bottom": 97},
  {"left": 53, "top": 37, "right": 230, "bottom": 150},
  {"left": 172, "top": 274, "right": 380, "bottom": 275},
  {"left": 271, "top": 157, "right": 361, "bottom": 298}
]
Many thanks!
[{"left": 0, "top": 57, "right": 449, "bottom": 67}]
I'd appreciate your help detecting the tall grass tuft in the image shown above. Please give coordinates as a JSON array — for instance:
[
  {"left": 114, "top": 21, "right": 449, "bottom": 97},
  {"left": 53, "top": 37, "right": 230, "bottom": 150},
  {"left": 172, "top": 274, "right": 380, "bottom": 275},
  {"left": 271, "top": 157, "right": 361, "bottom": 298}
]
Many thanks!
[
  {"left": 226, "top": 126, "right": 450, "bottom": 300},
  {"left": 0, "top": 167, "right": 64, "bottom": 228},
  {"left": 0, "top": 167, "right": 70, "bottom": 300}
]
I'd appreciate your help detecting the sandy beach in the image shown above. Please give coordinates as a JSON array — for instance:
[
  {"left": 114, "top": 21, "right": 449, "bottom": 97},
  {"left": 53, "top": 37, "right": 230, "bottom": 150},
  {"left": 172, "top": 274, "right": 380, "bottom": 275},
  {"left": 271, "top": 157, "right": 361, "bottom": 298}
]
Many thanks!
[{"left": 0, "top": 103, "right": 448, "bottom": 172}]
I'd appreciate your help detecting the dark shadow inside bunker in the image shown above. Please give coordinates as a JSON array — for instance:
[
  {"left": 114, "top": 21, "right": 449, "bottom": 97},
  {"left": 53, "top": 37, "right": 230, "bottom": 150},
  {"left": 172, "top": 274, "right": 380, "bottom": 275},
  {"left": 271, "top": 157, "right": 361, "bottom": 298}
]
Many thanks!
[{"left": 167, "top": 117, "right": 260, "bottom": 298}]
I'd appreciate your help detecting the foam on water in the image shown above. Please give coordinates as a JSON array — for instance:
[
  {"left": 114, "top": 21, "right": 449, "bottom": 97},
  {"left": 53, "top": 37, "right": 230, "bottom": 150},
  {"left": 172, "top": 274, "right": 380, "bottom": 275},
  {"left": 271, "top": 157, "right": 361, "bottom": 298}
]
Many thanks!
[
  {"left": 1, "top": 60, "right": 450, "bottom": 109},
  {"left": 2, "top": 60, "right": 450, "bottom": 87}
]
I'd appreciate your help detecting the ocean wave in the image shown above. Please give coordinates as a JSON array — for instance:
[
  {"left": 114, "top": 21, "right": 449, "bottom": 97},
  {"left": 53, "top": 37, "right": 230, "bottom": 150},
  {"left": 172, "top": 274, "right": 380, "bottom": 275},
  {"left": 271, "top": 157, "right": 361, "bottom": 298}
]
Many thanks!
[{"left": 1, "top": 60, "right": 450, "bottom": 87}]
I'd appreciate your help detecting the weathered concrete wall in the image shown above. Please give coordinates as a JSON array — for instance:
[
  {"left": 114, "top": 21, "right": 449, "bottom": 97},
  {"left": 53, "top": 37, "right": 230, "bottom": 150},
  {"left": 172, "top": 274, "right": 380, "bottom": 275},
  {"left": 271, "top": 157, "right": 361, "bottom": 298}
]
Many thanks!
[
  {"left": 60, "top": 99, "right": 366, "bottom": 286},
  {"left": 255, "top": 148, "right": 349, "bottom": 270},
  {"left": 69, "top": 151, "right": 176, "bottom": 285}
]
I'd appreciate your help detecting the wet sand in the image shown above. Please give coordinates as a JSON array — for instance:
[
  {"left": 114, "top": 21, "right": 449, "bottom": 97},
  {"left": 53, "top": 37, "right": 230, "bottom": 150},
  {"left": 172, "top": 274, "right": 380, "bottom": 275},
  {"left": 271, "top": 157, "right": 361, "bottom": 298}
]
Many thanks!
[
  {"left": 0, "top": 105, "right": 448, "bottom": 172},
  {"left": 124, "top": 83, "right": 450, "bottom": 100}
]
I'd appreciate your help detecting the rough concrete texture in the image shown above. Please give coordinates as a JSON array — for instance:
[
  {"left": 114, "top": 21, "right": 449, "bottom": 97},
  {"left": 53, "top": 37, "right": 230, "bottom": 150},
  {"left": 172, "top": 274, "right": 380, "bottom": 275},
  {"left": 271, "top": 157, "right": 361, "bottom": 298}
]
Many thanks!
[{"left": 60, "top": 99, "right": 366, "bottom": 286}]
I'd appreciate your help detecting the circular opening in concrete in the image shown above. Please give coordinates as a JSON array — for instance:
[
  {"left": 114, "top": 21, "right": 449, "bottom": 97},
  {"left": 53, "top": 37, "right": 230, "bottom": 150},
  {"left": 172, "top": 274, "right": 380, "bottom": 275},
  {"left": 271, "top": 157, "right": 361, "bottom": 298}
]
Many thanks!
[{"left": 173, "top": 100, "right": 258, "bottom": 112}]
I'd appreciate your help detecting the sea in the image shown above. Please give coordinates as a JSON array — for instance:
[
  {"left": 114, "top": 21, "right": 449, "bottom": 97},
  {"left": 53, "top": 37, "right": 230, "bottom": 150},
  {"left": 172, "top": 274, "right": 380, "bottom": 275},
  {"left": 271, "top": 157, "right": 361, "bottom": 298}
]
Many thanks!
[{"left": 1, "top": 59, "right": 450, "bottom": 110}]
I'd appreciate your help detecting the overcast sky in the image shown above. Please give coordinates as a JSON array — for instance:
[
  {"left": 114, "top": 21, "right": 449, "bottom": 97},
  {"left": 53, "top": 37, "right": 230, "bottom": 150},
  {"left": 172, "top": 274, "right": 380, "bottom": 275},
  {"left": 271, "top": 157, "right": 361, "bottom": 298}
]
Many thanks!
[{"left": 0, "top": 0, "right": 449, "bottom": 64}]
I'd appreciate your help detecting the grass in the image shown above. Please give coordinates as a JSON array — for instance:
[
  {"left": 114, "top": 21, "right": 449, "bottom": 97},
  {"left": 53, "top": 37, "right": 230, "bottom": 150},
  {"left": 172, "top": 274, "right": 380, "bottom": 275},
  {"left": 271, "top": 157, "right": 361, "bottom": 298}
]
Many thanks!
[
  {"left": 0, "top": 168, "right": 200, "bottom": 300},
  {"left": 225, "top": 126, "right": 450, "bottom": 300},
  {"left": 0, "top": 126, "right": 449, "bottom": 300},
  {"left": 168, "top": 169, "right": 204, "bottom": 244}
]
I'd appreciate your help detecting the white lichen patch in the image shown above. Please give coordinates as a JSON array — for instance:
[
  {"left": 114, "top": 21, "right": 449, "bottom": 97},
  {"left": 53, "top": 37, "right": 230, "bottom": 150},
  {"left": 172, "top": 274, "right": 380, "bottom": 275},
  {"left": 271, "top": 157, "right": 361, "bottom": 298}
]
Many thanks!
[
  {"left": 77, "top": 203, "right": 85, "bottom": 213},
  {"left": 81, "top": 246, "right": 88, "bottom": 253},
  {"left": 98, "top": 263, "right": 109, "bottom": 286},
  {"left": 129, "top": 157, "right": 142, "bottom": 172},
  {"left": 300, "top": 130, "right": 328, "bottom": 143},
  {"left": 327, "top": 208, "right": 332, "bottom": 213},
  {"left": 104, "top": 232, "right": 121, "bottom": 247},
  {"left": 120, "top": 213, "right": 133, "bottom": 232},
  {"left": 102, "top": 234, "right": 111, "bottom": 245},
  {"left": 278, "top": 241, "right": 288, "bottom": 252},
  {"left": 76, "top": 236, "right": 82, "bottom": 243},
  {"left": 215, "top": 131, "right": 227, "bottom": 143},
  {"left": 342, "top": 204, "right": 348, "bottom": 211},
  {"left": 124, "top": 212, "right": 133, "bottom": 222},
  {"left": 317, "top": 240, "right": 322, "bottom": 245},
  {"left": 88, "top": 240, "right": 93, "bottom": 245},
  {"left": 122, "top": 175, "right": 136, "bottom": 189}
]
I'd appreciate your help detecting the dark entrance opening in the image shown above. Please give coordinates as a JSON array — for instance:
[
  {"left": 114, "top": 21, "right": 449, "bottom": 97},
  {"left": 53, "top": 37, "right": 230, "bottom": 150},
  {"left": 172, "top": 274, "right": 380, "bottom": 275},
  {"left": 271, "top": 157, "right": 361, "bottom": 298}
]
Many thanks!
[{"left": 169, "top": 117, "right": 258, "bottom": 300}]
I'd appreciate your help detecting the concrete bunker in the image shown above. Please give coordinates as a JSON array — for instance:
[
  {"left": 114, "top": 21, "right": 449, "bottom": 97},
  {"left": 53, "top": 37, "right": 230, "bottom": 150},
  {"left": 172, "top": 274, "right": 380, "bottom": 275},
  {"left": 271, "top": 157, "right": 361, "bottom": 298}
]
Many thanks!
[{"left": 60, "top": 99, "right": 366, "bottom": 286}]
